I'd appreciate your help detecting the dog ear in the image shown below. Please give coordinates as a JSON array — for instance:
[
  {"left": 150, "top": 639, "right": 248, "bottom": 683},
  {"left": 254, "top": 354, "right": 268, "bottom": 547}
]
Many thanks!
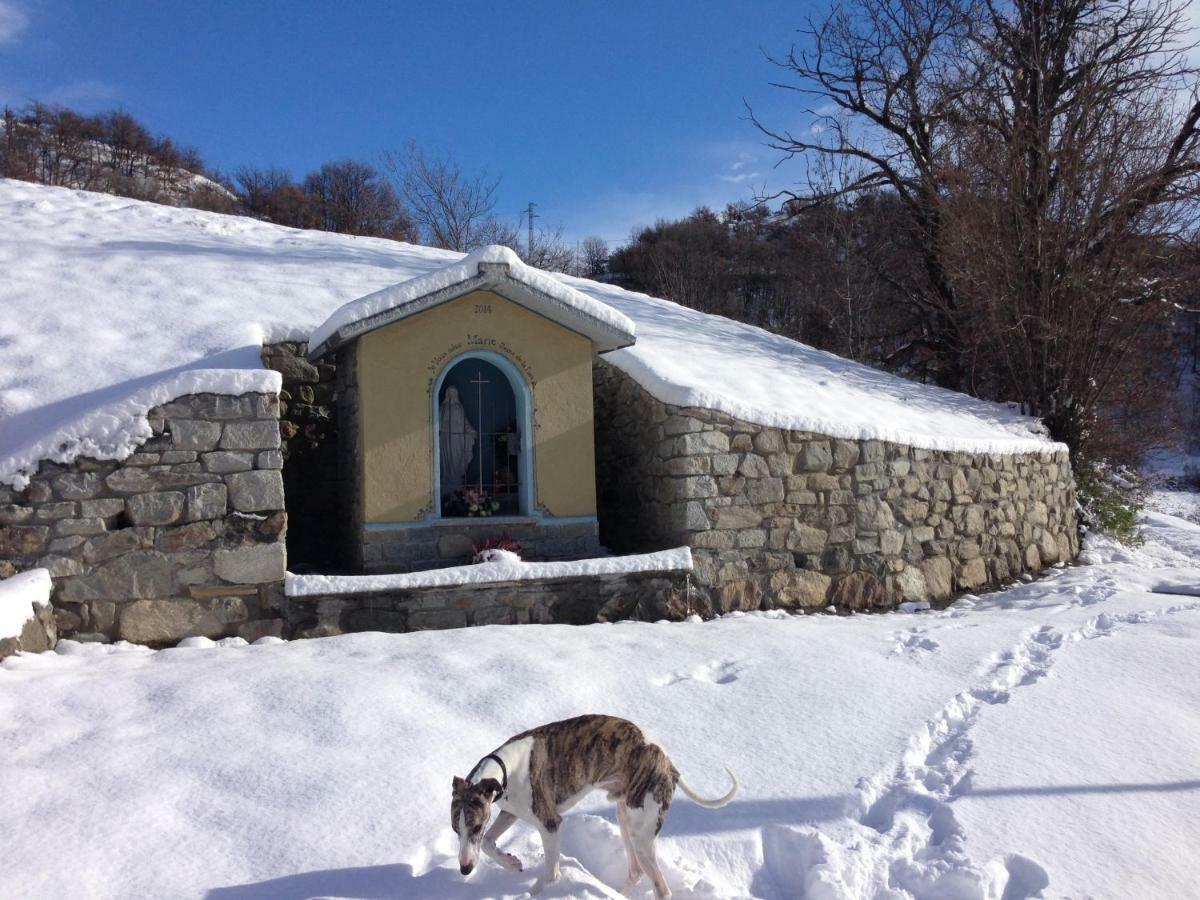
[
  {"left": 452, "top": 775, "right": 468, "bottom": 795},
  {"left": 478, "top": 777, "right": 503, "bottom": 800}
]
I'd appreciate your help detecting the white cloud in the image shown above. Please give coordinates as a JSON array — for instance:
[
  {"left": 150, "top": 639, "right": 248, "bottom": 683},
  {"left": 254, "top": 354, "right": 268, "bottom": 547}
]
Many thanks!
[
  {"left": 0, "top": 0, "right": 29, "bottom": 44},
  {"left": 718, "top": 171, "right": 762, "bottom": 184}
]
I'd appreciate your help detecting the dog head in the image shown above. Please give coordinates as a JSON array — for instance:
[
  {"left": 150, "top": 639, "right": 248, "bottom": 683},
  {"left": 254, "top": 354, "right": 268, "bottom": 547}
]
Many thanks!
[{"left": 451, "top": 775, "right": 503, "bottom": 876}]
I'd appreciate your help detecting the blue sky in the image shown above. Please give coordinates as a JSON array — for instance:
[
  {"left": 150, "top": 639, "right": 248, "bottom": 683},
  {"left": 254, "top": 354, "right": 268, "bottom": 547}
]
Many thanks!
[{"left": 0, "top": 0, "right": 820, "bottom": 244}]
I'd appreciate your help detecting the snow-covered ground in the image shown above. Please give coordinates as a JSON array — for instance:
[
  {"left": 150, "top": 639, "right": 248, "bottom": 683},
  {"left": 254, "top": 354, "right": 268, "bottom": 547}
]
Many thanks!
[
  {"left": 3, "top": 514, "right": 1198, "bottom": 899},
  {"left": 0, "top": 179, "right": 1058, "bottom": 488}
]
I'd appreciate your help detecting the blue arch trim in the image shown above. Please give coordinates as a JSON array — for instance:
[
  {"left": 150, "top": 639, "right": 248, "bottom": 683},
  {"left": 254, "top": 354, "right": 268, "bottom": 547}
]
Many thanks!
[{"left": 432, "top": 349, "right": 535, "bottom": 518}]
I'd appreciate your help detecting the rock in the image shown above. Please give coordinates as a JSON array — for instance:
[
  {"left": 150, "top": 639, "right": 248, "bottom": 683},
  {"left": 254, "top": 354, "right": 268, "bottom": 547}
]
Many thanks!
[
  {"left": 53, "top": 517, "right": 106, "bottom": 536},
  {"left": 1, "top": 524, "right": 49, "bottom": 555},
  {"left": 787, "top": 525, "right": 828, "bottom": 554},
  {"left": 52, "top": 472, "right": 103, "bottom": 500},
  {"left": 169, "top": 419, "right": 223, "bottom": 451},
  {"left": 186, "top": 482, "right": 228, "bottom": 521},
  {"left": 56, "top": 550, "right": 173, "bottom": 602},
  {"left": 830, "top": 571, "right": 888, "bottom": 609},
  {"left": 895, "top": 566, "right": 928, "bottom": 601},
  {"left": 769, "top": 569, "right": 831, "bottom": 608},
  {"left": 155, "top": 522, "right": 216, "bottom": 553},
  {"left": 797, "top": 442, "right": 833, "bottom": 472},
  {"left": 226, "top": 471, "right": 284, "bottom": 512},
  {"left": 220, "top": 421, "right": 281, "bottom": 451},
  {"left": 712, "top": 506, "right": 762, "bottom": 530},
  {"left": 956, "top": 558, "right": 988, "bottom": 590},
  {"left": 201, "top": 451, "right": 255, "bottom": 474},
  {"left": 118, "top": 598, "right": 247, "bottom": 644},
  {"left": 272, "top": 356, "right": 320, "bottom": 383},
  {"left": 125, "top": 491, "right": 185, "bottom": 526},
  {"left": 214, "top": 543, "right": 286, "bottom": 583},
  {"left": 83, "top": 529, "right": 141, "bottom": 564},
  {"left": 921, "top": 557, "right": 954, "bottom": 599}
]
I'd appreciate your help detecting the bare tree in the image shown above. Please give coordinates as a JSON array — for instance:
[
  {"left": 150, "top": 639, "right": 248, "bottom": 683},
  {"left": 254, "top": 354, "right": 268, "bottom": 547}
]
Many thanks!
[
  {"left": 302, "top": 160, "right": 413, "bottom": 239},
  {"left": 756, "top": 0, "right": 1200, "bottom": 458},
  {"left": 382, "top": 142, "right": 500, "bottom": 251},
  {"left": 577, "top": 236, "right": 610, "bottom": 278}
]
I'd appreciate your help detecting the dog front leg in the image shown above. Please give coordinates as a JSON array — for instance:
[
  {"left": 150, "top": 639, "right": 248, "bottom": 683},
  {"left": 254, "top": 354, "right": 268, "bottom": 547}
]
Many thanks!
[
  {"left": 482, "top": 811, "right": 522, "bottom": 872},
  {"left": 530, "top": 825, "right": 562, "bottom": 894}
]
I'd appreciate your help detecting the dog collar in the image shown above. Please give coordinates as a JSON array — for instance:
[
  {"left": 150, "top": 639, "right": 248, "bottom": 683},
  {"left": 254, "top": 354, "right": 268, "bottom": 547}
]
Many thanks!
[{"left": 469, "top": 753, "right": 508, "bottom": 800}]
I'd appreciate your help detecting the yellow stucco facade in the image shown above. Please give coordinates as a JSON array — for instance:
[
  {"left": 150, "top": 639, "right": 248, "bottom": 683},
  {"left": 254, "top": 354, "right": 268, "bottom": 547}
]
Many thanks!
[{"left": 356, "top": 289, "right": 597, "bottom": 523}]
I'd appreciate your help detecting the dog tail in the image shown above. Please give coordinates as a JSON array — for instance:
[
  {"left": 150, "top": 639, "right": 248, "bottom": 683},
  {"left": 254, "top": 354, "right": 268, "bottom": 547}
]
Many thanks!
[{"left": 677, "top": 767, "right": 738, "bottom": 808}]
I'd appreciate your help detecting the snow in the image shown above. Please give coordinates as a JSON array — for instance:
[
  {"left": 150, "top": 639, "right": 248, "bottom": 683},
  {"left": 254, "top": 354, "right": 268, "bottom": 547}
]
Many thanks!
[
  {"left": 3, "top": 514, "right": 1199, "bottom": 899},
  {"left": 285, "top": 547, "right": 694, "bottom": 596},
  {"left": 308, "top": 243, "right": 636, "bottom": 354},
  {"left": 0, "top": 179, "right": 1059, "bottom": 488},
  {"left": 0, "top": 567, "right": 51, "bottom": 640}
]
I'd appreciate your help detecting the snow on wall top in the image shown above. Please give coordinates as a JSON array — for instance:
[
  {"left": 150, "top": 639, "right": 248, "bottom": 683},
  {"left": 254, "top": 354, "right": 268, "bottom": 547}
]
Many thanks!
[
  {"left": 285, "top": 546, "right": 694, "bottom": 596},
  {"left": 0, "top": 179, "right": 1061, "bottom": 488},
  {"left": 308, "top": 244, "right": 636, "bottom": 356}
]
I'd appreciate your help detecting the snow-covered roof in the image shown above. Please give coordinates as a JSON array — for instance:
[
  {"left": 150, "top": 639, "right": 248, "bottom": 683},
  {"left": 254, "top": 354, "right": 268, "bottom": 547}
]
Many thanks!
[
  {"left": 0, "top": 179, "right": 1063, "bottom": 488},
  {"left": 308, "top": 244, "right": 636, "bottom": 358}
]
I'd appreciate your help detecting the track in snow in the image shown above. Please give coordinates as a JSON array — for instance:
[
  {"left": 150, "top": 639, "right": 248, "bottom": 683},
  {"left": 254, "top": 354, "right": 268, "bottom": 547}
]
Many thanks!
[{"left": 758, "top": 598, "right": 1200, "bottom": 900}]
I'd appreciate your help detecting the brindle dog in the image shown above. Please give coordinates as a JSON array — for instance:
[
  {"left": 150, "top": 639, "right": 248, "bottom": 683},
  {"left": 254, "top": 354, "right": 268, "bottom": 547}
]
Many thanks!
[{"left": 452, "top": 714, "right": 737, "bottom": 898}]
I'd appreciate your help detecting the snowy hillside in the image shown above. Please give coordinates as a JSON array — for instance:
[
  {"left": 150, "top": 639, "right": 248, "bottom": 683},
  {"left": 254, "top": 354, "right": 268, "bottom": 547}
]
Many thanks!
[
  {"left": 2, "top": 512, "right": 1198, "bottom": 899},
  {"left": 0, "top": 179, "right": 1060, "bottom": 488}
]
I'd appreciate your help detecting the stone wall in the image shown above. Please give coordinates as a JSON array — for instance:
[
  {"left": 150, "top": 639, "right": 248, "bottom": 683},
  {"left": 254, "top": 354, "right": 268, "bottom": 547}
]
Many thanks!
[
  {"left": 262, "top": 342, "right": 346, "bottom": 571},
  {"left": 593, "top": 359, "right": 1079, "bottom": 614},
  {"left": 359, "top": 518, "right": 603, "bottom": 573},
  {"left": 281, "top": 569, "right": 692, "bottom": 638},
  {"left": 0, "top": 393, "right": 288, "bottom": 645}
]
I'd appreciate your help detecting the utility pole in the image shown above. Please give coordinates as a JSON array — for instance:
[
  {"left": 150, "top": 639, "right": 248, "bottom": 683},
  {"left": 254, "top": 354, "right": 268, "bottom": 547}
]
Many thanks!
[{"left": 525, "top": 202, "right": 538, "bottom": 259}]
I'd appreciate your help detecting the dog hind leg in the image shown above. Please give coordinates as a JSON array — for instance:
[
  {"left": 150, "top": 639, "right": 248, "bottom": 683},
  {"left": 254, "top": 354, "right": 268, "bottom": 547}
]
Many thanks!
[
  {"left": 616, "top": 800, "right": 643, "bottom": 895},
  {"left": 626, "top": 801, "right": 671, "bottom": 899}
]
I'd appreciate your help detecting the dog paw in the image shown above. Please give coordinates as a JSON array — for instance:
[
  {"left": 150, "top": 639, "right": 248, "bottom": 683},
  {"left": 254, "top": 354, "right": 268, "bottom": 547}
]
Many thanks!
[
  {"left": 531, "top": 868, "right": 561, "bottom": 894},
  {"left": 502, "top": 852, "right": 523, "bottom": 872}
]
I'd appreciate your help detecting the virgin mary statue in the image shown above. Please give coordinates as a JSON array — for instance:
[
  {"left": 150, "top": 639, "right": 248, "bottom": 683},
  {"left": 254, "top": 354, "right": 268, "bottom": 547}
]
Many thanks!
[{"left": 439, "top": 385, "right": 477, "bottom": 488}]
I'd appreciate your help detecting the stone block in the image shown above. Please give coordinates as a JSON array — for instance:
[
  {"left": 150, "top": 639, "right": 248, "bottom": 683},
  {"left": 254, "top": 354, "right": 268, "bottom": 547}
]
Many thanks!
[
  {"left": 119, "top": 597, "right": 247, "bottom": 644},
  {"left": 186, "top": 482, "right": 228, "bottom": 522},
  {"left": 53, "top": 517, "right": 106, "bottom": 537},
  {"left": 80, "top": 498, "right": 125, "bottom": 518},
  {"left": 408, "top": 608, "right": 468, "bottom": 630},
  {"left": 437, "top": 532, "right": 474, "bottom": 559},
  {"left": 675, "top": 431, "right": 729, "bottom": 455},
  {"left": 797, "top": 442, "right": 832, "bottom": 472},
  {"left": 752, "top": 430, "right": 785, "bottom": 453},
  {"left": 956, "top": 558, "right": 988, "bottom": 590},
  {"left": 769, "top": 569, "right": 831, "bottom": 609},
  {"left": 57, "top": 550, "right": 173, "bottom": 602},
  {"left": 746, "top": 477, "right": 784, "bottom": 505},
  {"left": 738, "top": 454, "right": 770, "bottom": 478},
  {"left": 226, "top": 471, "right": 284, "bottom": 513},
  {"left": 713, "top": 506, "right": 762, "bottom": 530},
  {"left": 787, "top": 525, "right": 828, "bottom": 554},
  {"left": 33, "top": 502, "right": 78, "bottom": 521},
  {"left": 169, "top": 419, "right": 223, "bottom": 451},
  {"left": 830, "top": 571, "right": 888, "bottom": 609},
  {"left": 831, "top": 440, "right": 860, "bottom": 471},
  {"left": 202, "top": 451, "right": 255, "bottom": 474},
  {"left": 0, "top": 504, "right": 33, "bottom": 525},
  {"left": 895, "top": 566, "right": 928, "bottom": 602},
  {"left": 126, "top": 491, "right": 185, "bottom": 526},
  {"left": 214, "top": 543, "right": 286, "bottom": 583},
  {"left": 83, "top": 529, "right": 141, "bottom": 564},
  {"left": 53, "top": 472, "right": 103, "bottom": 500},
  {"left": 220, "top": 421, "right": 281, "bottom": 451},
  {"left": 156, "top": 522, "right": 216, "bottom": 553},
  {"left": 711, "top": 454, "right": 739, "bottom": 476},
  {"left": 258, "top": 450, "right": 284, "bottom": 470}
]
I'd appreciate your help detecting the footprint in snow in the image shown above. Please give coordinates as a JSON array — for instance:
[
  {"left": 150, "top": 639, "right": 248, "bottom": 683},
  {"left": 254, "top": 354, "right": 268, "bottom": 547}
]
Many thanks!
[
  {"left": 652, "top": 659, "right": 745, "bottom": 687},
  {"left": 889, "top": 627, "right": 940, "bottom": 658}
]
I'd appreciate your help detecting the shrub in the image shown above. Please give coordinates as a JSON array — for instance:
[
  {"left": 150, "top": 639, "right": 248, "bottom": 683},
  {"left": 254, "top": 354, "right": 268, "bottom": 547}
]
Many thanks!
[{"left": 1075, "top": 462, "right": 1145, "bottom": 546}]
